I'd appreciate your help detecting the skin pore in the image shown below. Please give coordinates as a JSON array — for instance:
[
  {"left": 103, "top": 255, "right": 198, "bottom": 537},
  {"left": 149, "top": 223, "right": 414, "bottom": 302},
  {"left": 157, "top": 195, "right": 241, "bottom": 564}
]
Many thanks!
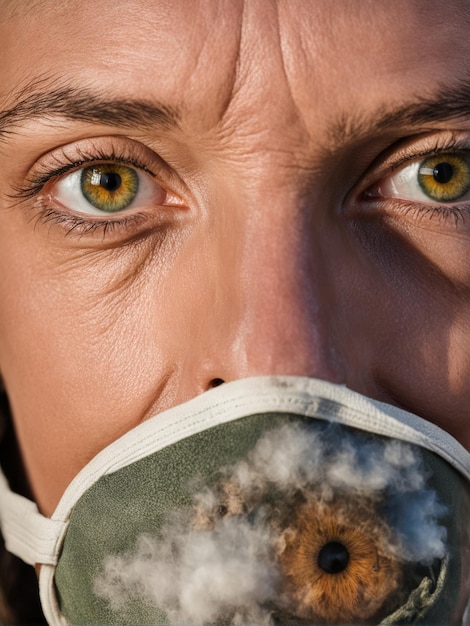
[{"left": 1, "top": 0, "right": 470, "bottom": 518}]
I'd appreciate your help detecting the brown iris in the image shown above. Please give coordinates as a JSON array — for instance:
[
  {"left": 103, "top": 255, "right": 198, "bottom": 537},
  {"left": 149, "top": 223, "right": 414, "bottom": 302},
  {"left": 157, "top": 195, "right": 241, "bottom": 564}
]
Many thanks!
[
  {"left": 80, "top": 164, "right": 139, "bottom": 212},
  {"left": 418, "top": 154, "right": 470, "bottom": 202},
  {"left": 278, "top": 497, "right": 403, "bottom": 623}
]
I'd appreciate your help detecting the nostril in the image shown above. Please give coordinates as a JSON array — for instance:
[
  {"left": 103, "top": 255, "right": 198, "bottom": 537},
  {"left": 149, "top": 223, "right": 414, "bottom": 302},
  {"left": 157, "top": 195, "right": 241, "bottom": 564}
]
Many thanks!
[{"left": 209, "top": 378, "right": 225, "bottom": 388}]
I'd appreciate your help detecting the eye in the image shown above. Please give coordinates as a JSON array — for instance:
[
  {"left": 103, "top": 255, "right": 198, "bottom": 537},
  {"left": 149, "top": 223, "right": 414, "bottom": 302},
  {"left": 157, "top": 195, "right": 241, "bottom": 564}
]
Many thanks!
[
  {"left": 53, "top": 162, "right": 167, "bottom": 216},
  {"left": 372, "top": 153, "right": 470, "bottom": 204},
  {"left": 279, "top": 498, "right": 403, "bottom": 623}
]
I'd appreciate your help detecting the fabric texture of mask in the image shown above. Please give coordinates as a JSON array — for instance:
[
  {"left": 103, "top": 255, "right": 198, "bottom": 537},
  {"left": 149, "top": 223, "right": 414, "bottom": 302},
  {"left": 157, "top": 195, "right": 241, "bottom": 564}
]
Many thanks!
[{"left": 1, "top": 376, "right": 470, "bottom": 625}]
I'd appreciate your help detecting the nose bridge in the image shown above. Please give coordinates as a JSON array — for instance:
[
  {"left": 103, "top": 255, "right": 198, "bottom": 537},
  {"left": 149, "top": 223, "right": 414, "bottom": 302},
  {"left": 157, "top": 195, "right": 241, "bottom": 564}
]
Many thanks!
[{"left": 212, "top": 188, "right": 343, "bottom": 385}]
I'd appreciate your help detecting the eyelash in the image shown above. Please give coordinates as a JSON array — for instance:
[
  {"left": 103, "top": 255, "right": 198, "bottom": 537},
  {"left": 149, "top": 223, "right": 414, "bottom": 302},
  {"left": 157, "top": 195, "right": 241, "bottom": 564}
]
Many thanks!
[
  {"left": 10, "top": 146, "right": 164, "bottom": 237},
  {"left": 387, "top": 137, "right": 461, "bottom": 171},
  {"left": 384, "top": 202, "right": 467, "bottom": 227}
]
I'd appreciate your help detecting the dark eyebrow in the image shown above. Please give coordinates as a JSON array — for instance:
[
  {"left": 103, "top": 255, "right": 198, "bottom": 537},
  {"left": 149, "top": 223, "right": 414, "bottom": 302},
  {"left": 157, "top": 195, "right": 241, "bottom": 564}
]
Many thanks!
[
  {"left": 0, "top": 83, "right": 181, "bottom": 140},
  {"left": 380, "top": 81, "right": 470, "bottom": 128},
  {"left": 329, "top": 80, "right": 470, "bottom": 150},
  {"left": 3, "top": 78, "right": 470, "bottom": 148}
]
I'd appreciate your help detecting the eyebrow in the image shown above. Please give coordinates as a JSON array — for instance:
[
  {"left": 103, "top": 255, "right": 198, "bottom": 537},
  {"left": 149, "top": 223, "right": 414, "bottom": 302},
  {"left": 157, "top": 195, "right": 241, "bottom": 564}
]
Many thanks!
[
  {"left": 0, "top": 83, "right": 181, "bottom": 140},
  {"left": 2, "top": 78, "right": 470, "bottom": 146},
  {"left": 382, "top": 81, "right": 470, "bottom": 127},
  {"left": 328, "top": 80, "right": 470, "bottom": 150}
]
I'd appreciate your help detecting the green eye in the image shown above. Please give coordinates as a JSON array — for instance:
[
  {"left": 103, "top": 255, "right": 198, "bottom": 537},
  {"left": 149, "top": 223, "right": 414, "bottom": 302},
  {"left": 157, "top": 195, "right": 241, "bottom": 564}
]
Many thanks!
[
  {"left": 418, "top": 154, "right": 470, "bottom": 202},
  {"left": 81, "top": 164, "right": 139, "bottom": 212}
]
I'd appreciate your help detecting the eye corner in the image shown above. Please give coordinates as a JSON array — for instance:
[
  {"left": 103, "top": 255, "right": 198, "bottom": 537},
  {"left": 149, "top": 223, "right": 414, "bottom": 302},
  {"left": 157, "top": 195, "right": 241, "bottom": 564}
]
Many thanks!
[{"left": 360, "top": 182, "right": 382, "bottom": 201}]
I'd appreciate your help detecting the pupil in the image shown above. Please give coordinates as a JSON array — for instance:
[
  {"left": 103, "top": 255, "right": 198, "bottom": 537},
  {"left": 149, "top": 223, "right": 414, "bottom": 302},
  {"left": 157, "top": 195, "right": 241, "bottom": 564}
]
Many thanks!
[
  {"left": 317, "top": 541, "right": 350, "bottom": 574},
  {"left": 433, "top": 162, "right": 454, "bottom": 184},
  {"left": 100, "top": 172, "right": 122, "bottom": 192}
]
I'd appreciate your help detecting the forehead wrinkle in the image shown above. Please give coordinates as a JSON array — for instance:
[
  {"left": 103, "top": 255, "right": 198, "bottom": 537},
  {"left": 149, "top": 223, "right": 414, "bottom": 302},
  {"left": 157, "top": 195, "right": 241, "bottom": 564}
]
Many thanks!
[
  {"left": 189, "top": 1, "right": 244, "bottom": 126},
  {"left": 0, "top": 0, "right": 41, "bottom": 20},
  {"left": 274, "top": 1, "right": 311, "bottom": 142},
  {"left": 206, "top": 0, "right": 265, "bottom": 134},
  {"left": 214, "top": 0, "right": 314, "bottom": 149},
  {"left": 0, "top": 0, "right": 77, "bottom": 23}
]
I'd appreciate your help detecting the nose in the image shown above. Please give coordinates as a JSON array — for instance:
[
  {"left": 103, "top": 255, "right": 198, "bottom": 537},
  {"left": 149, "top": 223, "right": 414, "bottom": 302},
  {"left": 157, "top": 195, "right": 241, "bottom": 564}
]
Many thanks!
[{"left": 193, "top": 198, "right": 345, "bottom": 392}]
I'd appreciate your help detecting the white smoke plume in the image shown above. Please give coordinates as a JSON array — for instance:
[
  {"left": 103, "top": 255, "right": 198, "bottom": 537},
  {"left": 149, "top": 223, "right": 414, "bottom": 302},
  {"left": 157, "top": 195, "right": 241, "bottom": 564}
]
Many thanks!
[
  {"left": 94, "top": 422, "right": 448, "bottom": 624},
  {"left": 94, "top": 514, "right": 279, "bottom": 625}
]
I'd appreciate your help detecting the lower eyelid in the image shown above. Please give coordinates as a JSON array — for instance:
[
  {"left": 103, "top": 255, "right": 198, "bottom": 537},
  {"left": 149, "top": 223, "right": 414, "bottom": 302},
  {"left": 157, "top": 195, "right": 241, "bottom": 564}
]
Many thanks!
[
  {"left": 30, "top": 196, "right": 177, "bottom": 243},
  {"left": 355, "top": 195, "right": 470, "bottom": 232}
]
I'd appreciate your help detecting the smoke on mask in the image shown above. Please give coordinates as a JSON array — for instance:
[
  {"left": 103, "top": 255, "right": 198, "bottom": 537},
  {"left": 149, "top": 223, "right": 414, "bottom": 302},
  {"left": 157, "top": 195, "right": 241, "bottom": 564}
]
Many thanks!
[{"left": 94, "top": 421, "right": 447, "bottom": 624}]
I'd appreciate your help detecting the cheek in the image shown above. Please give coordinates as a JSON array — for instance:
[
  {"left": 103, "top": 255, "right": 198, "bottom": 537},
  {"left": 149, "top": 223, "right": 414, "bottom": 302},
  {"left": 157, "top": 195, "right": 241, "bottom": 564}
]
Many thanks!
[
  {"left": 0, "top": 242, "right": 165, "bottom": 508},
  {"left": 0, "top": 255, "right": 158, "bottom": 512},
  {"left": 376, "top": 303, "right": 470, "bottom": 446},
  {"left": 0, "top": 213, "right": 243, "bottom": 514},
  {"left": 339, "top": 218, "right": 470, "bottom": 446}
]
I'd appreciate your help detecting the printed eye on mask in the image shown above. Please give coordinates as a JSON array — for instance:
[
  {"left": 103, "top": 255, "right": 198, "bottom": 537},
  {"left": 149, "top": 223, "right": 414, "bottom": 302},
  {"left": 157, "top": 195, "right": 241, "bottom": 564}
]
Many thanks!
[
  {"left": 1, "top": 376, "right": 470, "bottom": 625},
  {"left": 89, "top": 423, "right": 448, "bottom": 625}
]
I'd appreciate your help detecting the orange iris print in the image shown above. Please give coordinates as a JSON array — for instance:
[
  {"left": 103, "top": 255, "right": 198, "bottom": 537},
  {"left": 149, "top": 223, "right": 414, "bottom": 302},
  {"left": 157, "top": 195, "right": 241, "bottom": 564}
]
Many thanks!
[{"left": 278, "top": 496, "right": 403, "bottom": 623}]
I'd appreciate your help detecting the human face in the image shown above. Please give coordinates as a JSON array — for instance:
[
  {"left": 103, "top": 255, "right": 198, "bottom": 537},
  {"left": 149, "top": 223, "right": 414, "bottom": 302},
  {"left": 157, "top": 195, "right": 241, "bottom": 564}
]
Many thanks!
[{"left": 1, "top": 0, "right": 470, "bottom": 516}]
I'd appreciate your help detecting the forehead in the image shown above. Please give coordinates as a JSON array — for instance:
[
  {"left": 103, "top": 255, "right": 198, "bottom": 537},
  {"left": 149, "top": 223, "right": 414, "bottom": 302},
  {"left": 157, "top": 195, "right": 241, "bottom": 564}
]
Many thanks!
[{"left": 1, "top": 1, "right": 470, "bottom": 142}]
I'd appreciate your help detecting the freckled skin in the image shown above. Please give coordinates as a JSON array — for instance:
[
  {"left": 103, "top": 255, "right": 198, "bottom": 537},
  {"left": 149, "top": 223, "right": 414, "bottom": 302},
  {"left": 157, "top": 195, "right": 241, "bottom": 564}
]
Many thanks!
[{"left": 1, "top": 0, "right": 470, "bottom": 517}]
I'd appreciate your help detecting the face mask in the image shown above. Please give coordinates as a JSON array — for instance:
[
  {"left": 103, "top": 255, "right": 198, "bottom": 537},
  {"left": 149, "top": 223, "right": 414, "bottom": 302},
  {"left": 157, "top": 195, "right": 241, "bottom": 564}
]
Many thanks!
[{"left": 1, "top": 376, "right": 469, "bottom": 626}]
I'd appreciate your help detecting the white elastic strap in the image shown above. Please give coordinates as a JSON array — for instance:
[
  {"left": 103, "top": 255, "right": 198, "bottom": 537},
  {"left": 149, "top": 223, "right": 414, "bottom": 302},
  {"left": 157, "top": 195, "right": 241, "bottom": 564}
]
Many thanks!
[
  {"left": 40, "top": 564, "right": 68, "bottom": 626},
  {"left": 51, "top": 376, "right": 470, "bottom": 525},
  {"left": 0, "top": 469, "right": 66, "bottom": 566}
]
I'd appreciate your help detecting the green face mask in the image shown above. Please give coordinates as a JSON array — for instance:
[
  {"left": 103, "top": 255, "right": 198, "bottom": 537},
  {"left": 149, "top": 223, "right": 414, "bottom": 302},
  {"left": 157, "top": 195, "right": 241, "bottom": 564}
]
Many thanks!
[{"left": 1, "top": 376, "right": 470, "bottom": 625}]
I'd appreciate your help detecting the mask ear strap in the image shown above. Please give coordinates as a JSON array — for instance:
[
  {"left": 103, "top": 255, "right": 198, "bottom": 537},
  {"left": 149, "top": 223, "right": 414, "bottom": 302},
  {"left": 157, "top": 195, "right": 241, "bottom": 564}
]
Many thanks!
[{"left": 0, "top": 468, "right": 66, "bottom": 567}]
